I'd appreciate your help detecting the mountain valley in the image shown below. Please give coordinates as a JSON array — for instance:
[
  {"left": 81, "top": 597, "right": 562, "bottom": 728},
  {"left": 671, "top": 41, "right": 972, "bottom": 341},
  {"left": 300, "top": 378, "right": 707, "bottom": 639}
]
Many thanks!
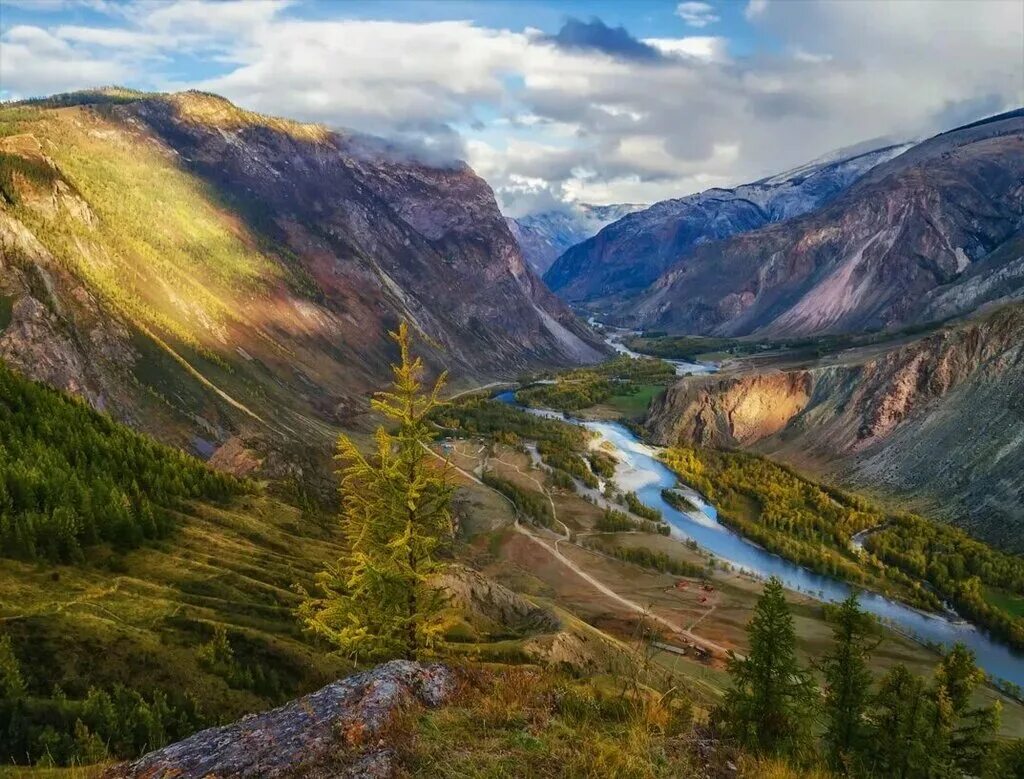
[{"left": 1, "top": 31, "right": 1023, "bottom": 776}]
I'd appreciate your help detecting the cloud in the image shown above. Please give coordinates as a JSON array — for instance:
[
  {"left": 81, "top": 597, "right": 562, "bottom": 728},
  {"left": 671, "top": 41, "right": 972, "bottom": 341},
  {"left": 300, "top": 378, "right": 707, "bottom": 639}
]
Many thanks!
[
  {"left": 745, "top": 0, "right": 769, "bottom": 20},
  {"left": 676, "top": 2, "right": 720, "bottom": 29},
  {"left": 644, "top": 36, "right": 728, "bottom": 62},
  {"left": 544, "top": 18, "right": 665, "bottom": 63},
  {"left": 2, "top": 1, "right": 1021, "bottom": 214}
]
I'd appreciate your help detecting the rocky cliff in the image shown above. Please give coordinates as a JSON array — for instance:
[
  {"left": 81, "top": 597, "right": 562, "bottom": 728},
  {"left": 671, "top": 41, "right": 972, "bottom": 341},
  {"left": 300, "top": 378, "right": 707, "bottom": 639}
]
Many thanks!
[
  {"left": 646, "top": 304, "right": 1024, "bottom": 549},
  {"left": 627, "top": 110, "right": 1024, "bottom": 336},
  {"left": 0, "top": 89, "right": 604, "bottom": 461},
  {"left": 543, "top": 140, "right": 910, "bottom": 304}
]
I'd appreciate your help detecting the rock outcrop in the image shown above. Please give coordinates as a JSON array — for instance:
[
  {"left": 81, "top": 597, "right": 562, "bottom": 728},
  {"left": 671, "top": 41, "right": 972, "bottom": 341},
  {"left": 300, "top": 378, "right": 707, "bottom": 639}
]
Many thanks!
[
  {"left": 103, "top": 660, "right": 457, "bottom": 779},
  {"left": 646, "top": 303, "right": 1024, "bottom": 549}
]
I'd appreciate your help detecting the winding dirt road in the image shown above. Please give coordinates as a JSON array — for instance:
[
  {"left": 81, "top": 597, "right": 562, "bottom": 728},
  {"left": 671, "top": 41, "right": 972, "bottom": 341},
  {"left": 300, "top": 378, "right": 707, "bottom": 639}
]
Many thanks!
[{"left": 424, "top": 443, "right": 732, "bottom": 659}]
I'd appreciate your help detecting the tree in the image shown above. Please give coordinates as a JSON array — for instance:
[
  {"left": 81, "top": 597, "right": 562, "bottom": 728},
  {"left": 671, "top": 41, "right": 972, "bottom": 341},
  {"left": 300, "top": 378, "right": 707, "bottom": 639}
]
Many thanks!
[
  {"left": 720, "top": 576, "right": 816, "bottom": 756},
  {"left": 931, "top": 644, "right": 1001, "bottom": 777},
  {"left": 819, "top": 593, "right": 875, "bottom": 771},
  {"left": 866, "top": 645, "right": 1001, "bottom": 779},
  {"left": 298, "top": 323, "right": 454, "bottom": 662},
  {"left": 0, "top": 634, "right": 25, "bottom": 699}
]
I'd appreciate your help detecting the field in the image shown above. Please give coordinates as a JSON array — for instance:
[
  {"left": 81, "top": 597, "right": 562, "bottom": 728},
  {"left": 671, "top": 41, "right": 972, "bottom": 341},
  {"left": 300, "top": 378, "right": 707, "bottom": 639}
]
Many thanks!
[{"left": 986, "top": 586, "right": 1024, "bottom": 618}]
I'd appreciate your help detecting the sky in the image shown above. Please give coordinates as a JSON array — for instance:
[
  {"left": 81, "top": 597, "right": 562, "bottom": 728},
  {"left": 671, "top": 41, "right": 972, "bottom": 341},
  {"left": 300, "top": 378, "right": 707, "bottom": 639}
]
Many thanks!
[{"left": 1, "top": 0, "right": 1022, "bottom": 216}]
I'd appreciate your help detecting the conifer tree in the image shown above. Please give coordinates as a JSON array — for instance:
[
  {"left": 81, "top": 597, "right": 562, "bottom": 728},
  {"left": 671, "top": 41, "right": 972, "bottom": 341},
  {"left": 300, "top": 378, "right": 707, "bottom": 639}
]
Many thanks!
[
  {"left": 720, "top": 576, "right": 816, "bottom": 756},
  {"left": 866, "top": 645, "right": 1000, "bottom": 779},
  {"left": 0, "top": 634, "right": 25, "bottom": 699},
  {"left": 298, "top": 323, "right": 453, "bottom": 662},
  {"left": 867, "top": 663, "right": 929, "bottom": 778},
  {"left": 819, "top": 592, "right": 875, "bottom": 771}
]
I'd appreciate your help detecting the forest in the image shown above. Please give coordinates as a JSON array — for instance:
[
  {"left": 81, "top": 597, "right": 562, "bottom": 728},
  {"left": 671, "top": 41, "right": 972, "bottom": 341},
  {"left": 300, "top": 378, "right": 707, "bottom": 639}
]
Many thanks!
[
  {"left": 514, "top": 356, "right": 674, "bottom": 412},
  {"left": 866, "top": 515, "right": 1024, "bottom": 648},
  {"left": 0, "top": 361, "right": 242, "bottom": 563},
  {"left": 661, "top": 445, "right": 1024, "bottom": 649}
]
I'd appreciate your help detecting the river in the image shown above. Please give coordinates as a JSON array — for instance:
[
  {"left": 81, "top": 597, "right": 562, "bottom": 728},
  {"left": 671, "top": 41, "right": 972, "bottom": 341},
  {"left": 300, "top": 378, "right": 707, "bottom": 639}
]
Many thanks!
[{"left": 495, "top": 390, "right": 1024, "bottom": 688}]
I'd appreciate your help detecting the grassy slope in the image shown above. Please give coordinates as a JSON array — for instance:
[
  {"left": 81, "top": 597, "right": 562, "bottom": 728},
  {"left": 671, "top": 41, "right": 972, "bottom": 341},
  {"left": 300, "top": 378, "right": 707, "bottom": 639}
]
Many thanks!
[
  {"left": 0, "top": 494, "right": 349, "bottom": 725},
  {"left": 0, "top": 100, "right": 347, "bottom": 451}
]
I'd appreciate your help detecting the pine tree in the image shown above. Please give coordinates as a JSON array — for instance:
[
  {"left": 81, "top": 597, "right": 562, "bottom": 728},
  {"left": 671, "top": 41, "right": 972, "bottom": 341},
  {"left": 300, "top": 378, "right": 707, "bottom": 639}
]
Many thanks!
[
  {"left": 720, "top": 576, "right": 816, "bottom": 756},
  {"left": 819, "top": 592, "right": 875, "bottom": 771},
  {"left": 0, "top": 634, "right": 26, "bottom": 699},
  {"left": 868, "top": 663, "right": 929, "bottom": 778},
  {"left": 299, "top": 323, "right": 453, "bottom": 662},
  {"left": 866, "top": 645, "right": 1000, "bottom": 779},
  {"left": 931, "top": 644, "right": 1001, "bottom": 777}
]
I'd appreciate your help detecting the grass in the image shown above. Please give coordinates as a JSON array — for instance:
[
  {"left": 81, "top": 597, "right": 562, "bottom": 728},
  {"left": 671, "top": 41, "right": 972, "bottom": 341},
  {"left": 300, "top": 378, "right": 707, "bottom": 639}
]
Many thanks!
[
  {"left": 602, "top": 383, "right": 666, "bottom": 418},
  {"left": 397, "top": 666, "right": 702, "bottom": 778},
  {"left": 985, "top": 585, "right": 1024, "bottom": 618},
  {"left": 0, "top": 494, "right": 350, "bottom": 750}
]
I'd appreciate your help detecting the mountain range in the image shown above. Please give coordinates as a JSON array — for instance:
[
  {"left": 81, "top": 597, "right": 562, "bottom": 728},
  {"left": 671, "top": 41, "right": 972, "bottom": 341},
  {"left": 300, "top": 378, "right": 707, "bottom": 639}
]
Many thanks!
[
  {"left": 0, "top": 89, "right": 604, "bottom": 467},
  {"left": 548, "top": 110, "right": 1024, "bottom": 337},
  {"left": 544, "top": 139, "right": 913, "bottom": 304}
]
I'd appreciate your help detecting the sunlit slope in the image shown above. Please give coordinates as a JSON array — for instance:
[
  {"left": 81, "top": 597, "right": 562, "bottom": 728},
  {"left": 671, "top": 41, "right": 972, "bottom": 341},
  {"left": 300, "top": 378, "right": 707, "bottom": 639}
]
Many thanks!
[{"left": 0, "top": 90, "right": 602, "bottom": 461}]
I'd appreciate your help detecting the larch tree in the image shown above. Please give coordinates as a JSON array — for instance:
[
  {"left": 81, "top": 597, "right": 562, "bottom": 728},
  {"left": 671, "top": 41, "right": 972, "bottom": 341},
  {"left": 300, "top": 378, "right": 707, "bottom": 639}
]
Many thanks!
[
  {"left": 720, "top": 576, "right": 816, "bottom": 757},
  {"left": 298, "top": 322, "right": 454, "bottom": 662},
  {"left": 819, "top": 592, "right": 876, "bottom": 771}
]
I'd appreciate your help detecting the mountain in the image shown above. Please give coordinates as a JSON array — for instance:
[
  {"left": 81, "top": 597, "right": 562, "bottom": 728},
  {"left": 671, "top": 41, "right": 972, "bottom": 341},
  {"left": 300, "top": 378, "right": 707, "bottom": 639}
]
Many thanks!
[
  {"left": 543, "top": 140, "right": 911, "bottom": 303},
  {"left": 0, "top": 89, "right": 604, "bottom": 463},
  {"left": 627, "top": 109, "right": 1024, "bottom": 336},
  {"left": 645, "top": 302, "right": 1024, "bottom": 550},
  {"left": 506, "top": 202, "right": 645, "bottom": 275}
]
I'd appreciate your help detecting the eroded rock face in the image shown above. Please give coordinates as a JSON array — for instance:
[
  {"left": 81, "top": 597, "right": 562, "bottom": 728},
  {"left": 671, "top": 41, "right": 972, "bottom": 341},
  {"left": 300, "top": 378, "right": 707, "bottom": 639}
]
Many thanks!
[
  {"left": 103, "top": 660, "right": 456, "bottom": 779},
  {"left": 646, "top": 304, "right": 1024, "bottom": 549},
  {"left": 625, "top": 110, "right": 1024, "bottom": 336}
]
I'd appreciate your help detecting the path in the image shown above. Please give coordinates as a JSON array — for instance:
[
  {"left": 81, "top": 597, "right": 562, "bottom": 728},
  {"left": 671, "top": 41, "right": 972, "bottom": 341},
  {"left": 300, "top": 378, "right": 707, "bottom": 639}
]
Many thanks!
[
  {"left": 446, "top": 381, "right": 508, "bottom": 401},
  {"left": 493, "top": 455, "right": 571, "bottom": 538},
  {"left": 423, "top": 442, "right": 732, "bottom": 659}
]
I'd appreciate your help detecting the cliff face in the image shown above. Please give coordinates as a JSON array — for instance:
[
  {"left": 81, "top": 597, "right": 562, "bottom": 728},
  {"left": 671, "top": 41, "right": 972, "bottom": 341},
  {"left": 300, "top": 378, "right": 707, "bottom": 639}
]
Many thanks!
[
  {"left": 647, "top": 304, "right": 1024, "bottom": 549},
  {"left": 543, "top": 141, "right": 909, "bottom": 304},
  {"left": 0, "top": 90, "right": 603, "bottom": 459},
  {"left": 627, "top": 111, "right": 1024, "bottom": 336}
]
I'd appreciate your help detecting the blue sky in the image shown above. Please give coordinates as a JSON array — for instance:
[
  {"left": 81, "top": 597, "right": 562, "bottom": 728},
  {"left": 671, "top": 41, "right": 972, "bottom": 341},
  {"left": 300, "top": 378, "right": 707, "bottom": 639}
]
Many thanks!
[{"left": 2, "top": 1, "right": 1021, "bottom": 213}]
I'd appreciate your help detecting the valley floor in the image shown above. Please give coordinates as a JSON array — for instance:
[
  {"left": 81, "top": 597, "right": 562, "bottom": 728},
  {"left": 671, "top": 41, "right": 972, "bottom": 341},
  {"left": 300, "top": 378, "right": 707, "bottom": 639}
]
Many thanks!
[{"left": 434, "top": 439, "right": 1024, "bottom": 737}]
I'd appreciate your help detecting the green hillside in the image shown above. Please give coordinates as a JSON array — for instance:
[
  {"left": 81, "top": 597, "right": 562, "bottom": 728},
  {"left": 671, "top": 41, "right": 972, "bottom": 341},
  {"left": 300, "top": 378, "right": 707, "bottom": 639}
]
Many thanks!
[{"left": 0, "top": 362, "right": 349, "bottom": 766}]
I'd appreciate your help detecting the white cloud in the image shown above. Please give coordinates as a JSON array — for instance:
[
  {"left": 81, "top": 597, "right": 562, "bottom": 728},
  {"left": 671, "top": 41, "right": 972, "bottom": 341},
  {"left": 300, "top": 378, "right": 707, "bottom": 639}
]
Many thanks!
[
  {"left": 745, "top": 0, "right": 769, "bottom": 21},
  {"left": 2, "top": 0, "right": 1021, "bottom": 211},
  {"left": 676, "top": 2, "right": 720, "bottom": 29},
  {"left": 644, "top": 36, "right": 728, "bottom": 62}
]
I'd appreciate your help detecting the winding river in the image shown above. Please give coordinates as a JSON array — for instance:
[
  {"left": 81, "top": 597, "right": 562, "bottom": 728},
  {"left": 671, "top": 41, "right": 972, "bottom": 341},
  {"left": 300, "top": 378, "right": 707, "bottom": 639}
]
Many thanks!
[{"left": 495, "top": 390, "right": 1024, "bottom": 688}]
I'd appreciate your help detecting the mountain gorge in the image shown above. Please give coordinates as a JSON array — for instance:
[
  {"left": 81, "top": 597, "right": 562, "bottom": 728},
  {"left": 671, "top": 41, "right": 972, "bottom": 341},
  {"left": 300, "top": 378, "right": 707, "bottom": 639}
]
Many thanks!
[
  {"left": 544, "top": 140, "right": 912, "bottom": 304},
  {"left": 0, "top": 89, "right": 604, "bottom": 463},
  {"left": 645, "top": 302, "right": 1024, "bottom": 550},
  {"left": 506, "top": 202, "right": 645, "bottom": 275}
]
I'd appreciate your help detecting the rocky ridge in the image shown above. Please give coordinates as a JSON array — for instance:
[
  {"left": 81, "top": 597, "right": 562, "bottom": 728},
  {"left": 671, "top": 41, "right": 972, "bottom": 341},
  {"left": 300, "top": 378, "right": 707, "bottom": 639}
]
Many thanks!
[
  {"left": 626, "top": 110, "right": 1024, "bottom": 336},
  {"left": 646, "top": 303, "right": 1024, "bottom": 549}
]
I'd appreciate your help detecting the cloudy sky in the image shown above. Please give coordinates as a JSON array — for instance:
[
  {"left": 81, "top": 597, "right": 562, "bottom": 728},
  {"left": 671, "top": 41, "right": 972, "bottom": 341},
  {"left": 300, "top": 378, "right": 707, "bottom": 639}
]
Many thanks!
[{"left": 1, "top": 0, "right": 1022, "bottom": 215}]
